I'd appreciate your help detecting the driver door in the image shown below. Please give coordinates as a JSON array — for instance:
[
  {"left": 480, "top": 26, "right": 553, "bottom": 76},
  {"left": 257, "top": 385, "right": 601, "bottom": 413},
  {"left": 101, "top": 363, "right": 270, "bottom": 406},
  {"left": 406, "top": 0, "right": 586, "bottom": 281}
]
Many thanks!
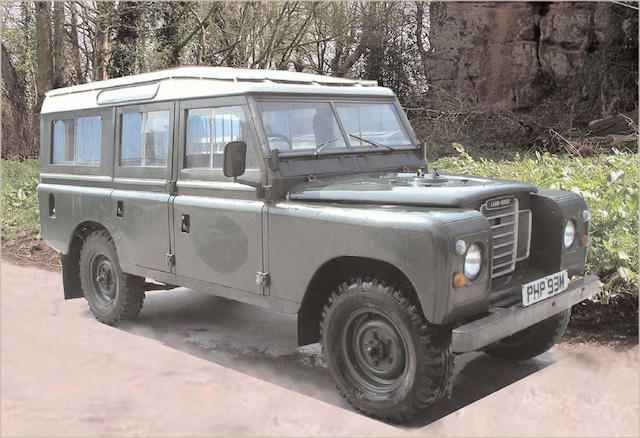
[{"left": 171, "top": 96, "right": 266, "bottom": 294}]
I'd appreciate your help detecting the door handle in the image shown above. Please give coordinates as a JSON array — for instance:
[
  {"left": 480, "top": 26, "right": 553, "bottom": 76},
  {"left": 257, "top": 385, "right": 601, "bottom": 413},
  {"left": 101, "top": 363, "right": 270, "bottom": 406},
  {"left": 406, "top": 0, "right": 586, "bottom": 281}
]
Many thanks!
[
  {"left": 116, "top": 201, "right": 124, "bottom": 217},
  {"left": 181, "top": 214, "right": 190, "bottom": 233}
]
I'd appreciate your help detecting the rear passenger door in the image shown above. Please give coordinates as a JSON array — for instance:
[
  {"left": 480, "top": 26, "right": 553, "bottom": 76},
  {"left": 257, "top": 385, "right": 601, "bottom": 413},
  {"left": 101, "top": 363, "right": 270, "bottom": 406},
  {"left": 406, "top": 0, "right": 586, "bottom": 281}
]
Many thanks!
[
  {"left": 111, "top": 102, "right": 174, "bottom": 273},
  {"left": 172, "top": 96, "right": 265, "bottom": 294}
]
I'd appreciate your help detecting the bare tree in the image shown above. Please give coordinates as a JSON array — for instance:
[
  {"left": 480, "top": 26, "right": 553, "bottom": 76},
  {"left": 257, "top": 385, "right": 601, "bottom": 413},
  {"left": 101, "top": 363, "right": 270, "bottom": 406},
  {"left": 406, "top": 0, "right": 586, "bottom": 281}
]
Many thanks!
[
  {"left": 93, "top": 1, "right": 113, "bottom": 80},
  {"left": 35, "top": 1, "right": 53, "bottom": 110},
  {"left": 53, "top": 0, "right": 70, "bottom": 88},
  {"left": 67, "top": 2, "right": 84, "bottom": 83}
]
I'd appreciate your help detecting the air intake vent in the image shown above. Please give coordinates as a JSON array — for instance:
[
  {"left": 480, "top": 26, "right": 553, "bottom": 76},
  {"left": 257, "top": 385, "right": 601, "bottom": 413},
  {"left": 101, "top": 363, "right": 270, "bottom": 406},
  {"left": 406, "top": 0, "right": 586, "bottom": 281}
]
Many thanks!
[{"left": 516, "top": 209, "right": 532, "bottom": 260}]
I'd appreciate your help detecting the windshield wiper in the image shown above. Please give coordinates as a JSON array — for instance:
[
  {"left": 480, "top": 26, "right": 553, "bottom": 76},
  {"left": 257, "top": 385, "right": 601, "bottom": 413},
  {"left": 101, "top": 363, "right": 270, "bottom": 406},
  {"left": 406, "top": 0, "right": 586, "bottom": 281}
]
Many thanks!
[
  {"left": 313, "top": 137, "right": 340, "bottom": 156},
  {"left": 348, "top": 133, "right": 394, "bottom": 152}
]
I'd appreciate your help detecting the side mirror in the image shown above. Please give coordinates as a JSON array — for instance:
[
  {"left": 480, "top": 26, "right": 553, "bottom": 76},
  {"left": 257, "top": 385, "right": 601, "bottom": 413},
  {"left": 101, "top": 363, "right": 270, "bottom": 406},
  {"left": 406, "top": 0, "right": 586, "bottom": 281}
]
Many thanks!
[{"left": 223, "top": 141, "right": 247, "bottom": 178}]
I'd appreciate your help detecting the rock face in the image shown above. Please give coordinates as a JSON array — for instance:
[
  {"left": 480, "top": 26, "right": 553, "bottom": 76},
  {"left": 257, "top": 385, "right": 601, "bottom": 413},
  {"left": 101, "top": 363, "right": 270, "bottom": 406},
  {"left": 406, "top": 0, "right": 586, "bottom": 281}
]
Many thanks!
[{"left": 426, "top": 2, "right": 636, "bottom": 111}]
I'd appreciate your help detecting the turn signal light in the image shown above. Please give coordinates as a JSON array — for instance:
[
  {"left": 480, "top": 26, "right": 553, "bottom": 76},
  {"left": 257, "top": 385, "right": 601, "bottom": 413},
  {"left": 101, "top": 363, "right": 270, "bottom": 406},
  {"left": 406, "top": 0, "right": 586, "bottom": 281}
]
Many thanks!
[
  {"left": 581, "top": 235, "right": 591, "bottom": 247},
  {"left": 453, "top": 272, "right": 466, "bottom": 288}
]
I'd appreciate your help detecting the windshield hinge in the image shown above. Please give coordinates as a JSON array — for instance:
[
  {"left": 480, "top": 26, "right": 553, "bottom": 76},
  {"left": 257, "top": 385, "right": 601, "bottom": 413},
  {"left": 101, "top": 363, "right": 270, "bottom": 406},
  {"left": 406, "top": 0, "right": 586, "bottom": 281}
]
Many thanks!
[{"left": 165, "top": 253, "right": 175, "bottom": 268}]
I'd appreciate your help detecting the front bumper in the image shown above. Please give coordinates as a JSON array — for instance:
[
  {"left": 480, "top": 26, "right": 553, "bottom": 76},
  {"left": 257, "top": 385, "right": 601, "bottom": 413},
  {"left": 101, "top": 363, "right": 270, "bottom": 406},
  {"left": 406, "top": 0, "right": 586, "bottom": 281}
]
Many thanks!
[{"left": 451, "top": 275, "right": 600, "bottom": 353}]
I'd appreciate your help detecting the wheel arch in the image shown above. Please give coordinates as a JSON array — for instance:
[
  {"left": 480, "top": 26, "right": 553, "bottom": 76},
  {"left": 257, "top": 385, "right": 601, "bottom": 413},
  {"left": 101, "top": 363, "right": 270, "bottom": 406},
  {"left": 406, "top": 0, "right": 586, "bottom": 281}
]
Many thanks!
[
  {"left": 297, "top": 256, "right": 422, "bottom": 346},
  {"left": 61, "top": 221, "right": 111, "bottom": 300}
]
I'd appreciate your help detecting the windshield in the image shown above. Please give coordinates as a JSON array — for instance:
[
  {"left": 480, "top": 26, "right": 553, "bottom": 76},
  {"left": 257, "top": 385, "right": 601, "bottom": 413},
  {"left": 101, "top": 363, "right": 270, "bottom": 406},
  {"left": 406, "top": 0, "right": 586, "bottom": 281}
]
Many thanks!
[
  {"left": 258, "top": 101, "right": 347, "bottom": 152},
  {"left": 257, "top": 100, "right": 412, "bottom": 153}
]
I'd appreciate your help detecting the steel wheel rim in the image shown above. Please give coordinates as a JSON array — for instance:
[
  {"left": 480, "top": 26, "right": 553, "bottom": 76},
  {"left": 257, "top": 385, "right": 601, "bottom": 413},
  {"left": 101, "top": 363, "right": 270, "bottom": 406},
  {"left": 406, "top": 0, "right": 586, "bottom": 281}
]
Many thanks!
[
  {"left": 341, "top": 308, "right": 408, "bottom": 396},
  {"left": 91, "top": 253, "right": 117, "bottom": 306}
]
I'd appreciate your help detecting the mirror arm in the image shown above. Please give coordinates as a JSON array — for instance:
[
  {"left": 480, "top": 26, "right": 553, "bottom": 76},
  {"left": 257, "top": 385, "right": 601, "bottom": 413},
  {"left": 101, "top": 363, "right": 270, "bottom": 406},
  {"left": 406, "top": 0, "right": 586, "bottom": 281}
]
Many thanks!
[{"left": 234, "top": 177, "right": 266, "bottom": 198}]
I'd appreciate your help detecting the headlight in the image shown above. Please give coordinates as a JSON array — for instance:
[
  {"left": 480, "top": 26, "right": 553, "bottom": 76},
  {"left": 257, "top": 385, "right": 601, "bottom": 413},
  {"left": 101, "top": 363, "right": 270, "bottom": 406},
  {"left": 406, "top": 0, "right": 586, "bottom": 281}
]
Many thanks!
[
  {"left": 563, "top": 220, "right": 576, "bottom": 248},
  {"left": 464, "top": 243, "right": 482, "bottom": 279}
]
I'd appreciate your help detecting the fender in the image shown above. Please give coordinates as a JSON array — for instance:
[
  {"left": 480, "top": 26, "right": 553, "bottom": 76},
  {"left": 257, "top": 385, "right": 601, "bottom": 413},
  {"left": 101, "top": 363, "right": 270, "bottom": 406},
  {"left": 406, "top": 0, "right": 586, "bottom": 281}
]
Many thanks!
[{"left": 266, "top": 201, "right": 492, "bottom": 325}]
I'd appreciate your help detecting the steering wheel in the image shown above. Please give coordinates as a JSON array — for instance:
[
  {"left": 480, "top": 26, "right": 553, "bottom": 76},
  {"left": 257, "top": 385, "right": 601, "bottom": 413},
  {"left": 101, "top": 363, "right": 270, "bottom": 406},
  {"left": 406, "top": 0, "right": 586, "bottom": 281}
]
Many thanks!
[{"left": 267, "top": 133, "right": 292, "bottom": 149}]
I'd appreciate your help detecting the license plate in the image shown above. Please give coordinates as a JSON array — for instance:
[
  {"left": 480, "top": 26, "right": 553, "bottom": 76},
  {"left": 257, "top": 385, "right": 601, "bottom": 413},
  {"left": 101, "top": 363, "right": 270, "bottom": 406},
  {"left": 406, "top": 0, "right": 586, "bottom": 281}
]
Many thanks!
[{"left": 521, "top": 270, "right": 569, "bottom": 307}]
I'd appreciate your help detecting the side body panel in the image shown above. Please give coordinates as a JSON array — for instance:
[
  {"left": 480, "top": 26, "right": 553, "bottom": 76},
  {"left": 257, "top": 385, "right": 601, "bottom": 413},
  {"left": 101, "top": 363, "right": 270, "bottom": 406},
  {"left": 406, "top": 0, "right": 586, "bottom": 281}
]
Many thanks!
[
  {"left": 110, "top": 183, "right": 172, "bottom": 272},
  {"left": 172, "top": 188, "right": 264, "bottom": 293}
]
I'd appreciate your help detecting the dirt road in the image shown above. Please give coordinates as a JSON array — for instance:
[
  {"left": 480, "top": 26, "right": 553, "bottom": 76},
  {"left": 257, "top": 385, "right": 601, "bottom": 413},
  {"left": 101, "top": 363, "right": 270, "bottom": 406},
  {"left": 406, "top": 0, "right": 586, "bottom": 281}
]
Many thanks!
[{"left": 1, "top": 263, "right": 638, "bottom": 436}]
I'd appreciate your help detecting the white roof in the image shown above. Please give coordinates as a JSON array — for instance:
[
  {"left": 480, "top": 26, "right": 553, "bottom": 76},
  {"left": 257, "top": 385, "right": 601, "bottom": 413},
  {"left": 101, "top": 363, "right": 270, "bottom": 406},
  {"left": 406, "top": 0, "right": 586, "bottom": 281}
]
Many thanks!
[{"left": 41, "top": 66, "right": 395, "bottom": 114}]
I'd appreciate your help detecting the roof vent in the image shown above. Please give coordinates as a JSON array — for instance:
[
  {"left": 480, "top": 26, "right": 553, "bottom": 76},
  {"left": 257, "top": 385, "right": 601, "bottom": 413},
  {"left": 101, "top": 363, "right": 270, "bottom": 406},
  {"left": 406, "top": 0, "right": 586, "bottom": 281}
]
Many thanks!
[{"left": 96, "top": 82, "right": 159, "bottom": 105}]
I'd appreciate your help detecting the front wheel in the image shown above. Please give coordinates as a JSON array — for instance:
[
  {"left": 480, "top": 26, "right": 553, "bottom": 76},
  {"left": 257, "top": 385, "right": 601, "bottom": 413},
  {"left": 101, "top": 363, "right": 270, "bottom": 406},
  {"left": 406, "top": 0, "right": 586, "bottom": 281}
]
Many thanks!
[
  {"left": 484, "top": 309, "right": 571, "bottom": 361},
  {"left": 78, "top": 230, "right": 145, "bottom": 325},
  {"left": 320, "top": 276, "right": 453, "bottom": 423}
]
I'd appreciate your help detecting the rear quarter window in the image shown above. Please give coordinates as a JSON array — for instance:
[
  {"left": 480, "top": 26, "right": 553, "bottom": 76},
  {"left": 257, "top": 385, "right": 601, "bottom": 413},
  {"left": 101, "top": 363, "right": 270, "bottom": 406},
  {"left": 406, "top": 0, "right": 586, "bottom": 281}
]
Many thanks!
[{"left": 51, "top": 116, "right": 102, "bottom": 165}]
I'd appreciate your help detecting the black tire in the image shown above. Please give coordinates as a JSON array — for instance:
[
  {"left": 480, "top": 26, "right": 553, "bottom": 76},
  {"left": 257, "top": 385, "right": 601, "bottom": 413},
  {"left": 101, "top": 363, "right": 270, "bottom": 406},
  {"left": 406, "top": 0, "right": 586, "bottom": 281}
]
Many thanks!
[
  {"left": 320, "top": 276, "right": 453, "bottom": 423},
  {"left": 484, "top": 309, "right": 571, "bottom": 361},
  {"left": 79, "top": 230, "right": 145, "bottom": 325}
]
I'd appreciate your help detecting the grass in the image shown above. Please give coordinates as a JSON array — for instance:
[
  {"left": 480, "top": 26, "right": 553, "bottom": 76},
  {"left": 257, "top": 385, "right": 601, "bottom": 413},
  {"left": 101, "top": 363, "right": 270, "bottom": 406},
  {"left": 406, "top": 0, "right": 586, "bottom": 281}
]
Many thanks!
[
  {"left": 1, "top": 159, "right": 40, "bottom": 238},
  {"left": 2, "top": 152, "right": 638, "bottom": 301}
]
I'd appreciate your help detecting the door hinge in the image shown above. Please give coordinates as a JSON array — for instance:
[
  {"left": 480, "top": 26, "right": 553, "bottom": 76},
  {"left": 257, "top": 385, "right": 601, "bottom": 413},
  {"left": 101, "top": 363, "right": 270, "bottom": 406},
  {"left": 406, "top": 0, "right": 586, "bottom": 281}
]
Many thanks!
[
  {"left": 263, "top": 185, "right": 273, "bottom": 200},
  {"left": 256, "top": 272, "right": 270, "bottom": 287},
  {"left": 166, "top": 180, "right": 177, "bottom": 195},
  {"left": 165, "top": 253, "right": 175, "bottom": 267}
]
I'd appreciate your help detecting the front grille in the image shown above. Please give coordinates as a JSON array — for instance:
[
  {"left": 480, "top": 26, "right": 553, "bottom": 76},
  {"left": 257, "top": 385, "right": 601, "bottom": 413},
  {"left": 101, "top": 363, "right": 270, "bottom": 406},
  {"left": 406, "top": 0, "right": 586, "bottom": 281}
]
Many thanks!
[{"left": 480, "top": 196, "right": 519, "bottom": 278}]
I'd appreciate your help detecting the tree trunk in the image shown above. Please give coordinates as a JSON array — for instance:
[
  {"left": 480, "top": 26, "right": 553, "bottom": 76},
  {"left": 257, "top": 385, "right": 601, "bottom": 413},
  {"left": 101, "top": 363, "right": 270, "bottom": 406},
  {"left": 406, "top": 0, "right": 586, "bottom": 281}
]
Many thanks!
[
  {"left": 68, "top": 2, "right": 84, "bottom": 83},
  {"left": 52, "top": 1, "right": 70, "bottom": 88},
  {"left": 35, "top": 0, "right": 53, "bottom": 111},
  {"left": 1, "top": 42, "right": 35, "bottom": 158},
  {"left": 94, "top": 1, "right": 113, "bottom": 81}
]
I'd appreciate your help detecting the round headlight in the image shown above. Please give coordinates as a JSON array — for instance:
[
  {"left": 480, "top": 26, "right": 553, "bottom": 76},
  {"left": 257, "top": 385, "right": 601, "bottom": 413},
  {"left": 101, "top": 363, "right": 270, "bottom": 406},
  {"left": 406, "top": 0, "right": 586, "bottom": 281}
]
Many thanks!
[
  {"left": 563, "top": 220, "right": 576, "bottom": 248},
  {"left": 464, "top": 243, "right": 482, "bottom": 279}
]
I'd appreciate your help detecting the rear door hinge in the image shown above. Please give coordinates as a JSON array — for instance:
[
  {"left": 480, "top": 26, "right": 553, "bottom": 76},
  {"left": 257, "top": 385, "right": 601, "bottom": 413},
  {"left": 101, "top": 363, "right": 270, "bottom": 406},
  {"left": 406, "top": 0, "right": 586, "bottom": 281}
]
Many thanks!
[
  {"left": 165, "top": 253, "right": 175, "bottom": 267},
  {"left": 256, "top": 272, "right": 270, "bottom": 287}
]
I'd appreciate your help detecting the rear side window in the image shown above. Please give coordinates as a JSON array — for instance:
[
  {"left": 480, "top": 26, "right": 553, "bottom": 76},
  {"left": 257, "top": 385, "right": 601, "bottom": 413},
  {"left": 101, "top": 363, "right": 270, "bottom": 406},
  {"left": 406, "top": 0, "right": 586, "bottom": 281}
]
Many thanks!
[
  {"left": 120, "top": 110, "right": 169, "bottom": 167},
  {"left": 76, "top": 117, "right": 102, "bottom": 164},
  {"left": 184, "top": 105, "right": 258, "bottom": 170},
  {"left": 52, "top": 116, "right": 102, "bottom": 165}
]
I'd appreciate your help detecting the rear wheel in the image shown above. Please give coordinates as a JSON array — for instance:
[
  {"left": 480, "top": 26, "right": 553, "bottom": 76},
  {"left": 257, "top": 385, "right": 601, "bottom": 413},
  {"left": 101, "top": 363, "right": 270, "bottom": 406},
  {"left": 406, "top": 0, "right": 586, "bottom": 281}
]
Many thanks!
[
  {"left": 484, "top": 309, "right": 570, "bottom": 361},
  {"left": 320, "top": 275, "right": 452, "bottom": 423},
  {"left": 79, "top": 230, "right": 145, "bottom": 325}
]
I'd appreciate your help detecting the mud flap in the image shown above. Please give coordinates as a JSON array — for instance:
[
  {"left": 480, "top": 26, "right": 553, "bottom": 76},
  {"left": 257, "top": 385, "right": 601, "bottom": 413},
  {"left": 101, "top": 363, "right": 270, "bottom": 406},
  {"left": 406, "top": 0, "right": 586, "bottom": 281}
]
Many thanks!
[{"left": 61, "top": 252, "right": 83, "bottom": 299}]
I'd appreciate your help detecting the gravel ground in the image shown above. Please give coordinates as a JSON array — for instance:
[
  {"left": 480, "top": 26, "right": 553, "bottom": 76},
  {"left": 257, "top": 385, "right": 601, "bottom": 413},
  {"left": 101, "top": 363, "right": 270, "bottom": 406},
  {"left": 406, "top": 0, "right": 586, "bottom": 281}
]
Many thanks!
[{"left": 1, "top": 262, "right": 638, "bottom": 436}]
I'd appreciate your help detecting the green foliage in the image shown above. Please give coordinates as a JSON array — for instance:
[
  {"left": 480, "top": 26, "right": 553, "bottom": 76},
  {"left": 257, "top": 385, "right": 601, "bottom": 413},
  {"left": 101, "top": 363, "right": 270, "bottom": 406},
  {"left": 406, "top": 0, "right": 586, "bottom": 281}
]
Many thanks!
[
  {"left": 1, "top": 159, "right": 40, "bottom": 237},
  {"left": 435, "top": 144, "right": 639, "bottom": 300}
]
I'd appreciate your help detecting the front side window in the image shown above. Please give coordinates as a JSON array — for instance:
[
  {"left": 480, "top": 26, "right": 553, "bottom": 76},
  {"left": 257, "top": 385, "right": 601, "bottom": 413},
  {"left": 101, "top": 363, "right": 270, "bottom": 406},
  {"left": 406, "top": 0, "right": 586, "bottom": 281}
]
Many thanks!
[
  {"left": 120, "top": 110, "right": 169, "bottom": 167},
  {"left": 335, "top": 103, "right": 412, "bottom": 148},
  {"left": 185, "top": 105, "right": 258, "bottom": 170},
  {"left": 257, "top": 101, "right": 347, "bottom": 152},
  {"left": 52, "top": 117, "right": 101, "bottom": 165}
]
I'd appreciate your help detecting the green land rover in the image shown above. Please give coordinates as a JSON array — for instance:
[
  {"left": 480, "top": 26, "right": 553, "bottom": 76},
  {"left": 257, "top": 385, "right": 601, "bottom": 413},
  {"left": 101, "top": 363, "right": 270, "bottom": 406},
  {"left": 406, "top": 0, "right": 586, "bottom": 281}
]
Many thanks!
[{"left": 38, "top": 67, "right": 600, "bottom": 422}]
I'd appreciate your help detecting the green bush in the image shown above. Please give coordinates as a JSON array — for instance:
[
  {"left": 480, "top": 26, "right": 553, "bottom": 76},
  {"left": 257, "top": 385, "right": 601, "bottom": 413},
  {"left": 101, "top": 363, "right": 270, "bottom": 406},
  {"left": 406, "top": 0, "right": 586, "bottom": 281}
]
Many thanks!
[
  {"left": 434, "top": 144, "right": 639, "bottom": 300},
  {"left": 1, "top": 159, "right": 40, "bottom": 237}
]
